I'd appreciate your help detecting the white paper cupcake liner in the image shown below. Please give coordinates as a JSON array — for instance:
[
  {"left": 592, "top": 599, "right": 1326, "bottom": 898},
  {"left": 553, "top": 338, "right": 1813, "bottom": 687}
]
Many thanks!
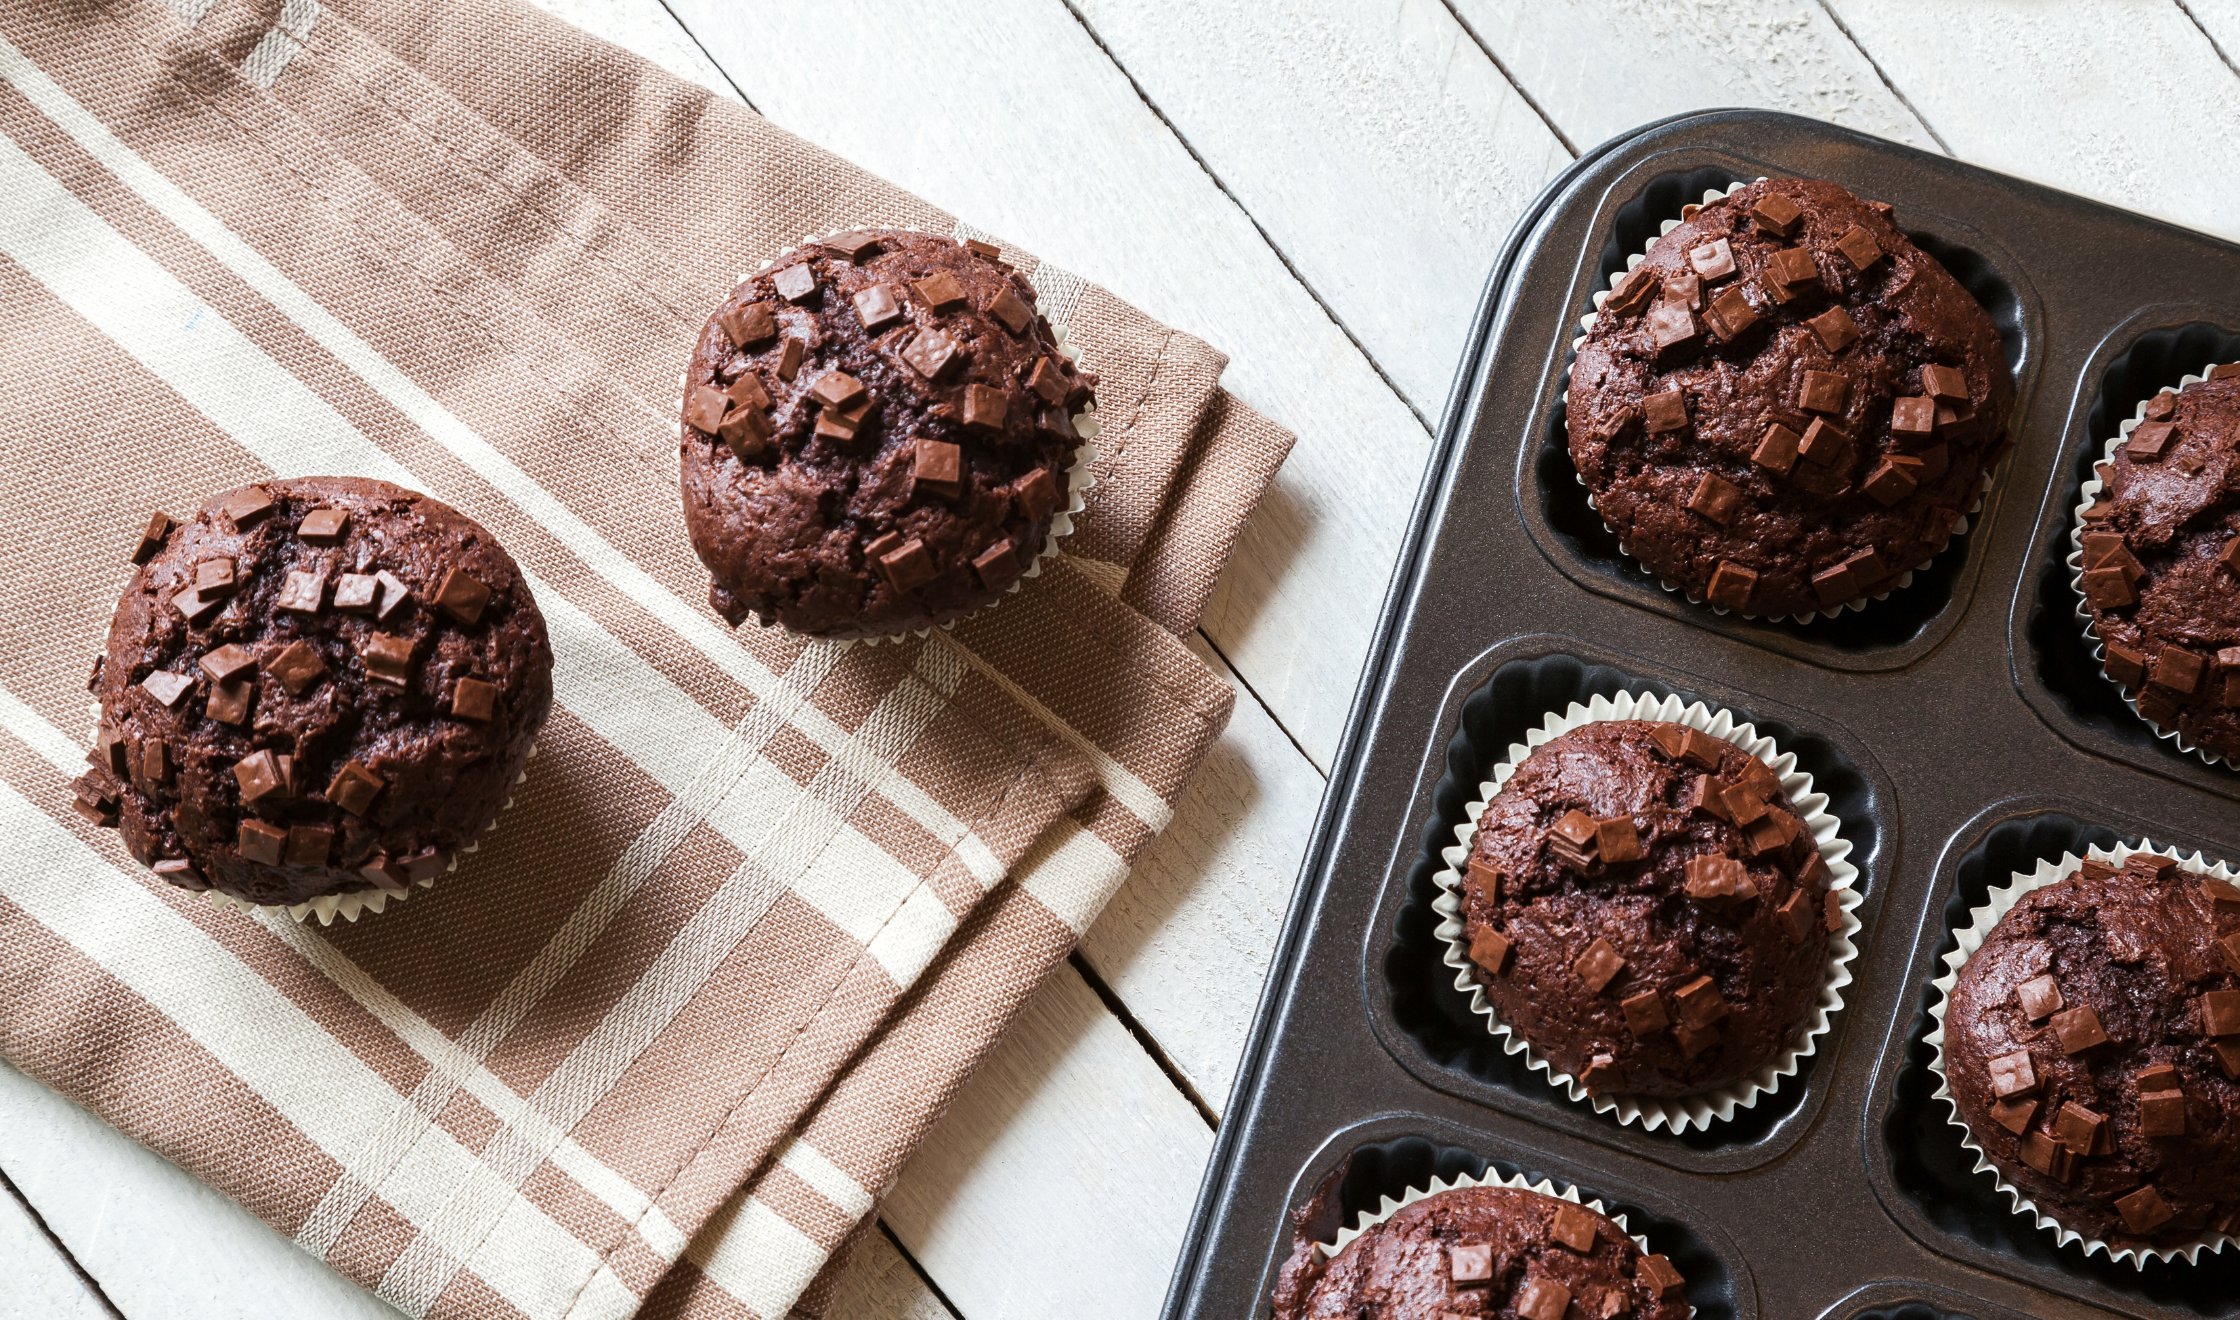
[
  {"left": 1309, "top": 1167, "right": 1694, "bottom": 1316},
  {"left": 1567, "top": 180, "right": 2000, "bottom": 624},
  {"left": 87, "top": 701, "right": 534, "bottom": 925},
  {"left": 2066, "top": 363, "right": 2238, "bottom": 770},
  {"left": 1926, "top": 839, "right": 2239, "bottom": 1267},
  {"left": 1431, "top": 690, "right": 1862, "bottom": 1133},
  {"left": 694, "top": 228, "right": 1098, "bottom": 646}
]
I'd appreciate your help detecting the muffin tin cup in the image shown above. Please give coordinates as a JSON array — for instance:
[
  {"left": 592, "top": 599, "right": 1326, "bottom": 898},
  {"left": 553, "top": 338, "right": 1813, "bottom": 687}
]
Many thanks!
[
  {"left": 1309, "top": 1167, "right": 1698, "bottom": 1319},
  {"left": 2066, "top": 364, "right": 2239, "bottom": 770},
  {"left": 1568, "top": 182, "right": 1999, "bottom": 626},
  {"left": 1925, "top": 839, "right": 2240, "bottom": 1268},
  {"left": 1429, "top": 689, "right": 1863, "bottom": 1133},
  {"left": 725, "top": 229, "right": 1100, "bottom": 646}
]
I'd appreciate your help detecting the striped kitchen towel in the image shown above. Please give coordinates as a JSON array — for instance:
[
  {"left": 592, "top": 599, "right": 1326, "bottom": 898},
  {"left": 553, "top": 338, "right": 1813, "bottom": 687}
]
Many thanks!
[{"left": 0, "top": 2, "right": 1293, "bottom": 1318}]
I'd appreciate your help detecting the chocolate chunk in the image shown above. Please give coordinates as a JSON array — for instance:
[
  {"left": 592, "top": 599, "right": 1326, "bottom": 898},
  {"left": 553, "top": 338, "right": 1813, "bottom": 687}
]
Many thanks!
[
  {"left": 171, "top": 587, "right": 220, "bottom": 626},
  {"left": 852, "top": 284, "right": 903, "bottom": 332},
  {"left": 2207, "top": 876, "right": 2240, "bottom": 906},
  {"left": 1776, "top": 888, "right": 1813, "bottom": 943},
  {"left": 971, "top": 540, "right": 1021, "bottom": 589},
  {"left": 234, "top": 749, "right": 285, "bottom": 804},
  {"left": 142, "top": 670, "right": 194, "bottom": 707},
  {"left": 2219, "top": 1042, "right": 2240, "bottom": 1080},
  {"left": 284, "top": 824, "right": 333, "bottom": 867},
  {"left": 720, "top": 301, "right": 777, "bottom": 348},
  {"left": 813, "top": 402, "right": 865, "bottom": 443},
  {"left": 1637, "top": 1254, "right": 1684, "bottom": 1300},
  {"left": 2053, "top": 1101, "right": 2106, "bottom": 1156},
  {"left": 912, "top": 437, "right": 963, "bottom": 501},
  {"left": 138, "top": 737, "right": 170, "bottom": 786},
  {"left": 452, "top": 676, "right": 499, "bottom": 722},
  {"left": 1672, "top": 1019, "right": 1720, "bottom": 1057},
  {"left": 358, "top": 854, "right": 409, "bottom": 892},
  {"left": 298, "top": 508, "right": 347, "bottom": 544},
  {"left": 1747, "top": 812, "right": 1791, "bottom": 859},
  {"left": 2226, "top": 538, "right": 2240, "bottom": 576},
  {"left": 196, "top": 558, "right": 237, "bottom": 597},
  {"left": 326, "top": 759, "right": 384, "bottom": 816},
  {"left": 1765, "top": 246, "right": 1818, "bottom": 290},
  {"left": 1470, "top": 925, "right": 1512, "bottom": 974},
  {"left": 1604, "top": 265, "right": 1658, "bottom": 317},
  {"left": 1707, "top": 560, "right": 1756, "bottom": 610},
  {"left": 962, "top": 238, "right": 1002, "bottom": 261},
  {"left": 2222, "top": 931, "right": 2240, "bottom": 976},
  {"left": 1922, "top": 364, "right": 1969, "bottom": 402},
  {"left": 771, "top": 263, "right": 817, "bottom": 304},
  {"left": 132, "top": 511, "right": 175, "bottom": 564},
  {"left": 1622, "top": 988, "right": 1668, "bottom": 1036},
  {"left": 1550, "top": 809, "right": 1598, "bottom": 849},
  {"left": 726, "top": 372, "right": 772, "bottom": 412},
  {"left": 2015, "top": 973, "right": 2063, "bottom": 1022},
  {"left": 1662, "top": 273, "right": 1701, "bottom": 312},
  {"left": 719, "top": 405, "right": 772, "bottom": 456},
  {"left": 1799, "top": 369, "right": 1850, "bottom": 415},
  {"left": 1595, "top": 815, "right": 1642, "bottom": 863},
  {"left": 2019, "top": 1129, "right": 2076, "bottom": 1183},
  {"left": 822, "top": 232, "right": 882, "bottom": 263},
  {"left": 219, "top": 486, "right": 273, "bottom": 530},
  {"left": 1573, "top": 937, "right": 1626, "bottom": 993},
  {"left": 275, "top": 568, "right": 326, "bottom": 615},
  {"left": 360, "top": 632, "right": 414, "bottom": 687},
  {"left": 2142, "top": 390, "right": 2178, "bottom": 421},
  {"left": 1706, "top": 286, "right": 1759, "bottom": 340},
  {"left": 988, "top": 286, "right": 1033, "bottom": 336},
  {"left": 375, "top": 570, "right": 414, "bottom": 621},
  {"left": 2212, "top": 364, "right": 2240, "bottom": 380},
  {"left": 1686, "top": 473, "right": 1743, "bottom": 527},
  {"left": 1891, "top": 395, "right": 1937, "bottom": 443},
  {"left": 1646, "top": 300, "right": 1700, "bottom": 364},
  {"left": 912, "top": 270, "right": 967, "bottom": 314},
  {"left": 1551, "top": 1202, "right": 1599, "bottom": 1253},
  {"left": 1988, "top": 1048, "right": 2038, "bottom": 1098},
  {"left": 2128, "top": 421, "right": 2178, "bottom": 460},
  {"left": 1449, "top": 1242, "right": 1492, "bottom": 1281},
  {"left": 1647, "top": 723, "right": 1689, "bottom": 760},
  {"left": 2202, "top": 989, "right": 2240, "bottom": 1036},
  {"left": 1750, "top": 193, "right": 1802, "bottom": 235},
  {"left": 1808, "top": 305, "right": 1860, "bottom": 353},
  {"left": 810, "top": 371, "right": 867, "bottom": 411},
  {"left": 333, "top": 573, "right": 378, "bottom": 612},
  {"left": 1752, "top": 422, "right": 1801, "bottom": 477},
  {"left": 776, "top": 337, "right": 805, "bottom": 381},
  {"left": 1685, "top": 854, "right": 1747, "bottom": 901},
  {"left": 1016, "top": 468, "right": 1059, "bottom": 520},
  {"left": 428, "top": 567, "right": 490, "bottom": 626},
  {"left": 2116, "top": 1184, "right": 2174, "bottom": 1234},
  {"left": 683, "top": 384, "right": 729, "bottom": 435},
  {"left": 2052, "top": 1004, "right": 2110, "bottom": 1054},
  {"left": 1685, "top": 773, "right": 1731, "bottom": 821},
  {"left": 266, "top": 640, "right": 325, "bottom": 696},
  {"left": 1679, "top": 729, "right": 1724, "bottom": 770},
  {"left": 1862, "top": 458, "right": 1918, "bottom": 507},
  {"left": 1642, "top": 387, "right": 1689, "bottom": 433},
  {"left": 2083, "top": 568, "right": 2138, "bottom": 609},
  {"left": 1674, "top": 974, "right": 1729, "bottom": 1028},
  {"left": 963, "top": 383, "right": 1010, "bottom": 433},
  {"left": 199, "top": 643, "right": 254, "bottom": 686},
  {"left": 1991, "top": 1095, "right": 2038, "bottom": 1135},
  {"left": 1027, "top": 356, "right": 1070, "bottom": 406},
  {"left": 1037, "top": 406, "right": 1078, "bottom": 441},
  {"left": 403, "top": 848, "right": 449, "bottom": 883},
  {"left": 1465, "top": 857, "right": 1504, "bottom": 902},
  {"left": 2140, "top": 1088, "right": 2187, "bottom": 1138},
  {"left": 2151, "top": 646, "right": 2206, "bottom": 696},
  {"left": 1832, "top": 225, "right": 1883, "bottom": 271},
  {"left": 152, "top": 858, "right": 206, "bottom": 890},
  {"left": 1512, "top": 1275, "right": 1569, "bottom": 1320},
  {"left": 238, "top": 819, "right": 287, "bottom": 865},
  {"left": 1722, "top": 784, "right": 1769, "bottom": 826},
  {"left": 1798, "top": 417, "right": 1850, "bottom": 467},
  {"left": 878, "top": 538, "right": 936, "bottom": 592},
  {"left": 901, "top": 328, "right": 961, "bottom": 380},
  {"left": 1688, "top": 237, "right": 1736, "bottom": 281}
]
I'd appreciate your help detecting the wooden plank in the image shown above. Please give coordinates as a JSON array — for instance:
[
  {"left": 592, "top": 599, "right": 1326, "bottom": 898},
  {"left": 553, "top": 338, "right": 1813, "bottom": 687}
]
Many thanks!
[
  {"left": 881, "top": 964, "right": 1214, "bottom": 1320},
  {"left": 1451, "top": 0, "right": 1937, "bottom": 154},
  {"left": 1823, "top": 0, "right": 2240, "bottom": 243},
  {"left": 661, "top": 0, "right": 1432, "bottom": 769},
  {"left": 824, "top": 1228, "right": 960, "bottom": 1320},
  {"left": 1076, "top": 633, "right": 1325, "bottom": 1113},
  {"left": 1070, "top": 0, "right": 1572, "bottom": 416},
  {"left": 524, "top": 0, "right": 745, "bottom": 104},
  {"left": 0, "top": 1061, "right": 398, "bottom": 1320},
  {"left": 0, "top": 1175, "right": 113, "bottom": 1320}
]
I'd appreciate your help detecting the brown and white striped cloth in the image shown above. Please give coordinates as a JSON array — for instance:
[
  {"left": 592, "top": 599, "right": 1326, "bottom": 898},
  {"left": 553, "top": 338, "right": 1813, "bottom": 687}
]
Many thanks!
[{"left": 0, "top": 2, "right": 1292, "bottom": 1316}]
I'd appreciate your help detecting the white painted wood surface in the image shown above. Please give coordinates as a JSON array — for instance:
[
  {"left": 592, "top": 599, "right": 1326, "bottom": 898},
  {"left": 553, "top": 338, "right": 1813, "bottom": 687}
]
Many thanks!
[
  {"left": 16, "top": 1, "right": 2240, "bottom": 1318},
  {"left": 0, "top": 1172, "right": 111, "bottom": 1320}
]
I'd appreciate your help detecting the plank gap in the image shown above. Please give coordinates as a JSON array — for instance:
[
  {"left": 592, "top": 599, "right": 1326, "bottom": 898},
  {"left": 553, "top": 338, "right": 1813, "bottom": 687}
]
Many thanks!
[
  {"left": 1068, "top": 951, "right": 1221, "bottom": 1129},
  {"left": 0, "top": 1164, "right": 127, "bottom": 1320},
  {"left": 1432, "top": 0, "right": 1580, "bottom": 157},
  {"left": 648, "top": 0, "right": 760, "bottom": 110},
  {"left": 1198, "top": 627, "right": 1330, "bottom": 779},
  {"left": 2175, "top": 0, "right": 2240, "bottom": 78},
  {"left": 874, "top": 1218, "right": 966, "bottom": 1320},
  {"left": 1809, "top": 0, "right": 1953, "bottom": 153},
  {"left": 1053, "top": 0, "right": 1434, "bottom": 432}
]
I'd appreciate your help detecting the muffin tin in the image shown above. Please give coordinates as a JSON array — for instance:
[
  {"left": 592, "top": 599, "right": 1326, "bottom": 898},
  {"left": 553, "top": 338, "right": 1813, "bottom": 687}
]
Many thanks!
[{"left": 1160, "top": 110, "right": 2240, "bottom": 1320}]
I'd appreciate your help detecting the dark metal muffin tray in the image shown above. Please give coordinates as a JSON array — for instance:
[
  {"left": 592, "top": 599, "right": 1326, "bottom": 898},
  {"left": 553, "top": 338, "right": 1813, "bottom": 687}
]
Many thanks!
[{"left": 1159, "top": 110, "right": 2240, "bottom": 1320}]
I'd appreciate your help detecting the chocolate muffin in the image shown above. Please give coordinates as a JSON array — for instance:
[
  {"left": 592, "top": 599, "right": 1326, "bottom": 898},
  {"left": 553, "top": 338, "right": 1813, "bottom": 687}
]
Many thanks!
[
  {"left": 1567, "top": 177, "right": 2015, "bottom": 619},
  {"left": 680, "top": 230, "right": 1095, "bottom": 639},
  {"left": 1943, "top": 850, "right": 2240, "bottom": 1248},
  {"left": 2076, "top": 368, "right": 2240, "bottom": 761},
  {"left": 1457, "top": 720, "right": 1836, "bottom": 1097},
  {"left": 1269, "top": 1185, "right": 1688, "bottom": 1320},
  {"left": 78, "top": 478, "right": 551, "bottom": 910}
]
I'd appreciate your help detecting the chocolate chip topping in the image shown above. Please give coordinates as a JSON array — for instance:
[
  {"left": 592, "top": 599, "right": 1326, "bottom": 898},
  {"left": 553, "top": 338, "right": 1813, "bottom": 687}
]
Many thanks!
[
  {"left": 1268, "top": 1185, "right": 1687, "bottom": 1320},
  {"left": 1458, "top": 720, "right": 1831, "bottom": 1096},
  {"left": 1947, "top": 855, "right": 2240, "bottom": 1245},
  {"left": 1568, "top": 177, "right": 2014, "bottom": 618},
  {"left": 681, "top": 231, "right": 1093, "bottom": 639},
  {"left": 90, "top": 477, "right": 551, "bottom": 908}
]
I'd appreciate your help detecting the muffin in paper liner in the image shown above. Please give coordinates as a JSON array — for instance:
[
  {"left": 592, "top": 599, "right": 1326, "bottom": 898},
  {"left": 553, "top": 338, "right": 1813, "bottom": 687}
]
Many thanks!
[
  {"left": 1307, "top": 1167, "right": 1695, "bottom": 1318},
  {"left": 689, "top": 229, "right": 1098, "bottom": 646},
  {"left": 1431, "top": 690, "right": 1862, "bottom": 1132},
  {"left": 2066, "top": 363, "right": 2237, "bottom": 769},
  {"left": 1565, "top": 181, "right": 2002, "bottom": 624},
  {"left": 1926, "top": 839, "right": 2240, "bottom": 1267},
  {"left": 87, "top": 702, "right": 534, "bottom": 926}
]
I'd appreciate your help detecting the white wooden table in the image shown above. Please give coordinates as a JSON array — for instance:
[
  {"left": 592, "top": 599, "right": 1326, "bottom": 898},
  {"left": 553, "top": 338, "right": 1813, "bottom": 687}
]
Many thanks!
[{"left": 10, "top": 2, "right": 2240, "bottom": 1316}]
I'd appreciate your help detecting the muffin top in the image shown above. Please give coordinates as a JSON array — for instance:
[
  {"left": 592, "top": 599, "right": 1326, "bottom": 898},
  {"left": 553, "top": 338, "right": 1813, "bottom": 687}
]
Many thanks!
[
  {"left": 680, "top": 229, "right": 1094, "bottom": 639},
  {"left": 81, "top": 478, "right": 551, "bottom": 908},
  {"left": 2077, "top": 369, "right": 2240, "bottom": 759},
  {"left": 1567, "top": 177, "right": 2014, "bottom": 619},
  {"left": 1945, "top": 850, "right": 2240, "bottom": 1247},
  {"left": 1459, "top": 720, "right": 1833, "bottom": 1097},
  {"left": 1269, "top": 1185, "right": 1688, "bottom": 1320}
]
